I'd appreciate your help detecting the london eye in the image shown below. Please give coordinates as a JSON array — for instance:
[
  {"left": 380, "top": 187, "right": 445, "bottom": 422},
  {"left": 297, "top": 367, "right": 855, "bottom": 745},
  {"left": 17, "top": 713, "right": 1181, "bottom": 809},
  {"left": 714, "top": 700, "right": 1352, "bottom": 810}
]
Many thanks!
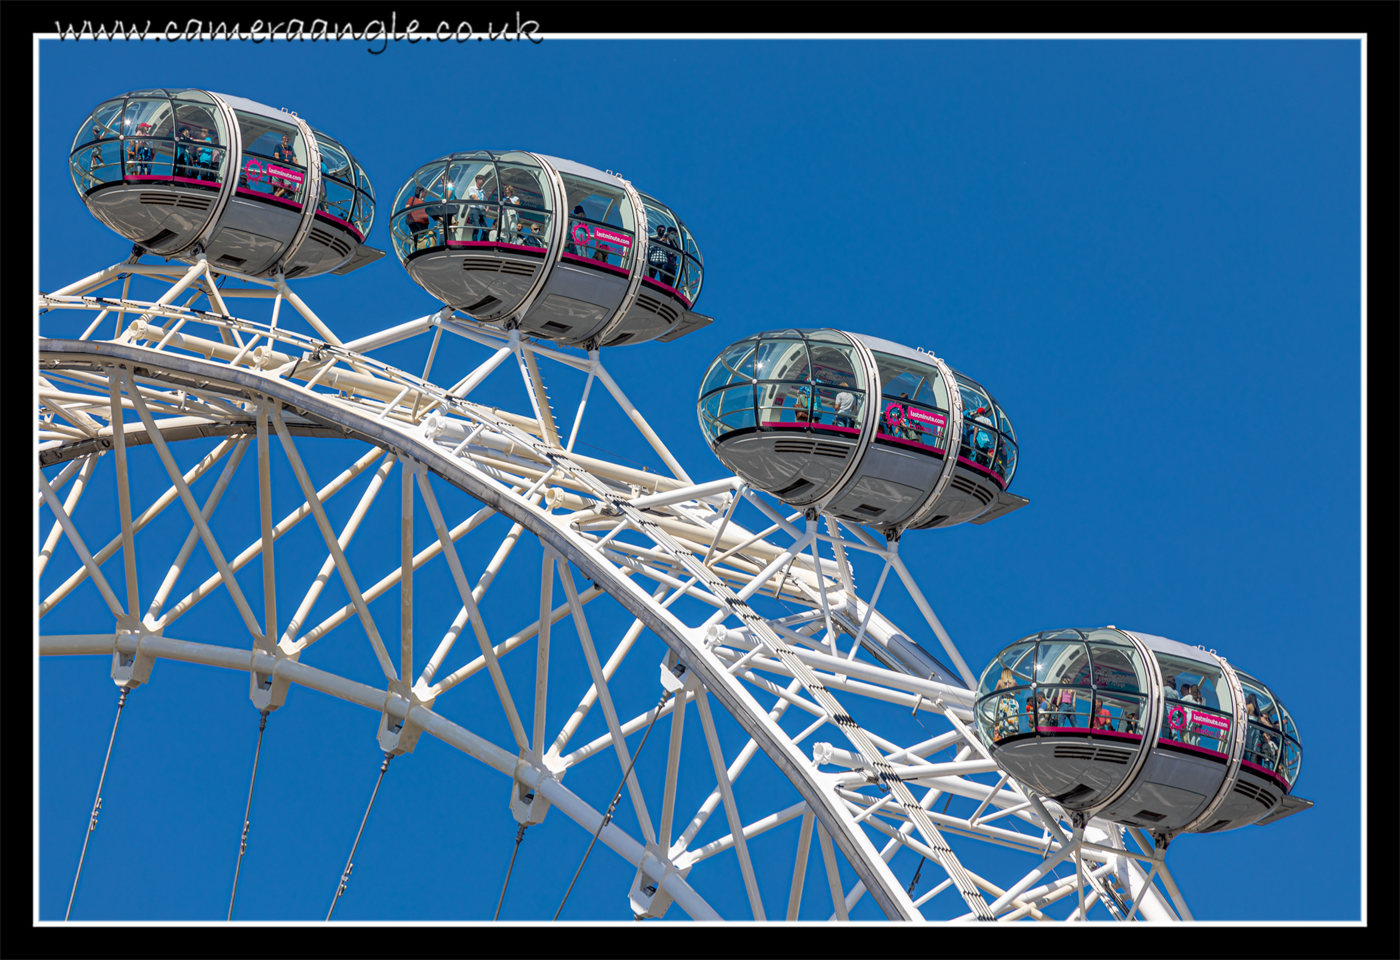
[{"left": 37, "top": 63, "right": 1342, "bottom": 925}]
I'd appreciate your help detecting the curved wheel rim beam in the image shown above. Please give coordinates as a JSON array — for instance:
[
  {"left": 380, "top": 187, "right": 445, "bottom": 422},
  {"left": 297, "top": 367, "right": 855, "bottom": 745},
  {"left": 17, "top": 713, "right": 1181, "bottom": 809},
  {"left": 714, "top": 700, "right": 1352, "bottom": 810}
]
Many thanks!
[
  {"left": 38, "top": 283, "right": 1177, "bottom": 920},
  {"left": 39, "top": 337, "right": 925, "bottom": 919}
]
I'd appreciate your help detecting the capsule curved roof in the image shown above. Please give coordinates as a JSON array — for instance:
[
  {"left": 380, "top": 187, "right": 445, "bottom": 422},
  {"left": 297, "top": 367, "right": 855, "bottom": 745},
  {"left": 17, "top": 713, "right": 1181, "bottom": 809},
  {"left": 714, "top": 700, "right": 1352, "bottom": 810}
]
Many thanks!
[
  {"left": 408, "top": 152, "right": 624, "bottom": 189},
  {"left": 849, "top": 331, "right": 927, "bottom": 360},
  {"left": 851, "top": 333, "right": 988, "bottom": 388},
  {"left": 209, "top": 92, "right": 293, "bottom": 123},
  {"left": 1124, "top": 630, "right": 1218, "bottom": 667},
  {"left": 421, "top": 150, "right": 526, "bottom": 163},
  {"left": 534, "top": 154, "right": 624, "bottom": 187}
]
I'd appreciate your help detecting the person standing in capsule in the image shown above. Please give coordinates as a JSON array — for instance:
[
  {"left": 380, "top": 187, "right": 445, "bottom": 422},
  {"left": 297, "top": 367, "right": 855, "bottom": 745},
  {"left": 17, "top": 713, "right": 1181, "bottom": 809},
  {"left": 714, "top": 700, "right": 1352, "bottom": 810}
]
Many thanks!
[
  {"left": 993, "top": 668, "right": 1020, "bottom": 740},
  {"left": 467, "top": 173, "right": 489, "bottom": 241},
  {"left": 832, "top": 383, "right": 856, "bottom": 428}
]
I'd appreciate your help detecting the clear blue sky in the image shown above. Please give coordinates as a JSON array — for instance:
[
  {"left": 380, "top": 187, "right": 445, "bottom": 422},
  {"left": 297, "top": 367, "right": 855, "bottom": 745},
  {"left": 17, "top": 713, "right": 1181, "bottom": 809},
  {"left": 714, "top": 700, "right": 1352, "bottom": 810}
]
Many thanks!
[{"left": 37, "top": 36, "right": 1362, "bottom": 922}]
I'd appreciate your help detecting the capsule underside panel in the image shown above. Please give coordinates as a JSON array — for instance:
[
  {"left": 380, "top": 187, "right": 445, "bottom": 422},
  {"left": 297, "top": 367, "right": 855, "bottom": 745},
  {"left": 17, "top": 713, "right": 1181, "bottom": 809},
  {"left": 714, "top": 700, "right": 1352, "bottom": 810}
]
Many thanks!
[
  {"left": 85, "top": 182, "right": 217, "bottom": 255},
  {"left": 602, "top": 286, "right": 687, "bottom": 346},
  {"left": 992, "top": 736, "right": 1137, "bottom": 810},
  {"left": 406, "top": 249, "right": 543, "bottom": 318},
  {"left": 823, "top": 446, "right": 929, "bottom": 525},
  {"left": 708, "top": 407, "right": 1006, "bottom": 527},
  {"left": 1097, "top": 745, "right": 1226, "bottom": 830},
  {"left": 712, "top": 432, "right": 855, "bottom": 505},
  {"left": 206, "top": 197, "right": 302, "bottom": 276},
  {"left": 1194, "top": 769, "right": 1287, "bottom": 832},
  {"left": 520, "top": 264, "right": 628, "bottom": 342}
]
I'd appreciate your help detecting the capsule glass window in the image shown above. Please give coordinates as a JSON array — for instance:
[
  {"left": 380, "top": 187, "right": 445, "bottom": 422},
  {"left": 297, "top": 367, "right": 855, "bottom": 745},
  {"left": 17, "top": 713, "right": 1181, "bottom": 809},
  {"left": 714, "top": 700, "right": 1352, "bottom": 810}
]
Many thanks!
[
  {"left": 679, "top": 254, "right": 703, "bottom": 304},
  {"left": 442, "top": 158, "right": 498, "bottom": 244},
  {"left": 350, "top": 159, "right": 372, "bottom": 233},
  {"left": 977, "top": 641, "right": 1035, "bottom": 697},
  {"left": 394, "top": 160, "right": 449, "bottom": 214},
  {"left": 392, "top": 160, "right": 450, "bottom": 258},
  {"left": 749, "top": 334, "right": 859, "bottom": 434},
  {"left": 495, "top": 155, "right": 552, "bottom": 250},
  {"left": 120, "top": 98, "right": 175, "bottom": 180},
  {"left": 873, "top": 352, "right": 949, "bottom": 451},
  {"left": 640, "top": 197, "right": 684, "bottom": 292},
  {"left": 677, "top": 219, "right": 704, "bottom": 303},
  {"left": 169, "top": 98, "right": 229, "bottom": 188},
  {"left": 73, "top": 99, "right": 124, "bottom": 151},
  {"left": 1153, "top": 653, "right": 1230, "bottom": 753},
  {"left": 807, "top": 339, "right": 864, "bottom": 389},
  {"left": 701, "top": 339, "right": 758, "bottom": 396},
  {"left": 561, "top": 174, "right": 636, "bottom": 270},
  {"left": 810, "top": 382, "right": 864, "bottom": 432},
  {"left": 983, "top": 688, "right": 1037, "bottom": 743},
  {"left": 315, "top": 132, "right": 358, "bottom": 230},
  {"left": 955, "top": 374, "right": 999, "bottom": 473},
  {"left": 992, "top": 402, "right": 1018, "bottom": 484},
  {"left": 1087, "top": 641, "right": 1146, "bottom": 696},
  {"left": 351, "top": 156, "right": 376, "bottom": 238},
  {"left": 70, "top": 99, "right": 127, "bottom": 192},
  {"left": 234, "top": 111, "right": 303, "bottom": 204},
  {"left": 1236, "top": 672, "right": 1288, "bottom": 778},
  {"left": 755, "top": 338, "right": 810, "bottom": 382},
  {"left": 698, "top": 384, "right": 756, "bottom": 443},
  {"left": 977, "top": 642, "right": 1034, "bottom": 743},
  {"left": 1080, "top": 634, "right": 1149, "bottom": 734},
  {"left": 1034, "top": 636, "right": 1091, "bottom": 686},
  {"left": 1036, "top": 637, "right": 1094, "bottom": 726}
]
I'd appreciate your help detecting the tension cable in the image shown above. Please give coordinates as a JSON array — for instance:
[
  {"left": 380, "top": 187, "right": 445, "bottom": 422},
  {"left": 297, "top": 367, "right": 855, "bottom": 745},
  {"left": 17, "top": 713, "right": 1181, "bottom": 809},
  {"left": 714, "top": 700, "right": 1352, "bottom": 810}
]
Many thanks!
[
  {"left": 228, "top": 709, "right": 270, "bottom": 921},
  {"left": 66, "top": 688, "right": 129, "bottom": 922},
  {"left": 327, "top": 751, "right": 394, "bottom": 921},
  {"left": 494, "top": 823, "right": 528, "bottom": 921},
  {"left": 554, "top": 688, "right": 672, "bottom": 921}
]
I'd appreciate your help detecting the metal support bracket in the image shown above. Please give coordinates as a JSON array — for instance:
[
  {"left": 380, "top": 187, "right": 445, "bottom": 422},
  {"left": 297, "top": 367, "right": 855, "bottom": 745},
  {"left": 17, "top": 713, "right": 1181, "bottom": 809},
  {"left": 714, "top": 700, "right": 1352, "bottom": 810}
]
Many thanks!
[
  {"left": 111, "top": 616, "right": 157, "bottom": 689},
  {"left": 628, "top": 839, "right": 689, "bottom": 919},
  {"left": 510, "top": 753, "right": 554, "bottom": 826},
  {"left": 250, "top": 649, "right": 296, "bottom": 713},
  {"left": 377, "top": 684, "right": 433, "bottom": 755},
  {"left": 511, "top": 754, "right": 557, "bottom": 825}
]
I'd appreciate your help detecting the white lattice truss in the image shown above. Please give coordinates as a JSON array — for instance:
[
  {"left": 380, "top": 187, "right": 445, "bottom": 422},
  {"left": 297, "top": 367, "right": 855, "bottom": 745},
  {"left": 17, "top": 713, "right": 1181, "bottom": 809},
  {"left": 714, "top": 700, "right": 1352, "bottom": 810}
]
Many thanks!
[{"left": 37, "top": 257, "right": 1193, "bottom": 921}]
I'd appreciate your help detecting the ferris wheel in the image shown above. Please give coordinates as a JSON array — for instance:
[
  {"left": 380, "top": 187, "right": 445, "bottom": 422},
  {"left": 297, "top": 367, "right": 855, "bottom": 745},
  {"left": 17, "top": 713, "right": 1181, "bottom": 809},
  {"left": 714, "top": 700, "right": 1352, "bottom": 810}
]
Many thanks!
[{"left": 40, "top": 89, "right": 1307, "bottom": 924}]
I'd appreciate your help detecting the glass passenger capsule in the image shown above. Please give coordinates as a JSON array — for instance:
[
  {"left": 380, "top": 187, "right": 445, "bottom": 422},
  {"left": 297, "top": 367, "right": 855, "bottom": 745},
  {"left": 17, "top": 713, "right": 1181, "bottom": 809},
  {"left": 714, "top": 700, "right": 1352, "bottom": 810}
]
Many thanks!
[
  {"left": 390, "top": 152, "right": 713, "bottom": 348},
  {"left": 697, "top": 329, "right": 1026, "bottom": 530},
  {"left": 973, "top": 628, "right": 1311, "bottom": 839},
  {"left": 70, "top": 89, "right": 383, "bottom": 278}
]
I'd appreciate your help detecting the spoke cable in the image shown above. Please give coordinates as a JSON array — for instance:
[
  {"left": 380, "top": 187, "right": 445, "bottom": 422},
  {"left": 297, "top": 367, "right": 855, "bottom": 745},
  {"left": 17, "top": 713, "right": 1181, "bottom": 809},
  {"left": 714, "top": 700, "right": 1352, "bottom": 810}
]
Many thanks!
[
  {"left": 494, "top": 823, "right": 528, "bottom": 921},
  {"left": 326, "top": 752, "right": 393, "bottom": 922},
  {"left": 228, "top": 709, "right": 270, "bottom": 921},
  {"left": 554, "top": 687, "right": 673, "bottom": 921},
  {"left": 66, "top": 688, "right": 129, "bottom": 922}
]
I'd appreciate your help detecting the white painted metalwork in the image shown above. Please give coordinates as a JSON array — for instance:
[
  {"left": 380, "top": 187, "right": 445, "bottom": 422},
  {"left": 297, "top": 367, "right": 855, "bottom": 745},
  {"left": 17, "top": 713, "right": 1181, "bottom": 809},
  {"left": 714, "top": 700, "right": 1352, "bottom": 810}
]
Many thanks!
[{"left": 38, "top": 261, "right": 1188, "bottom": 922}]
